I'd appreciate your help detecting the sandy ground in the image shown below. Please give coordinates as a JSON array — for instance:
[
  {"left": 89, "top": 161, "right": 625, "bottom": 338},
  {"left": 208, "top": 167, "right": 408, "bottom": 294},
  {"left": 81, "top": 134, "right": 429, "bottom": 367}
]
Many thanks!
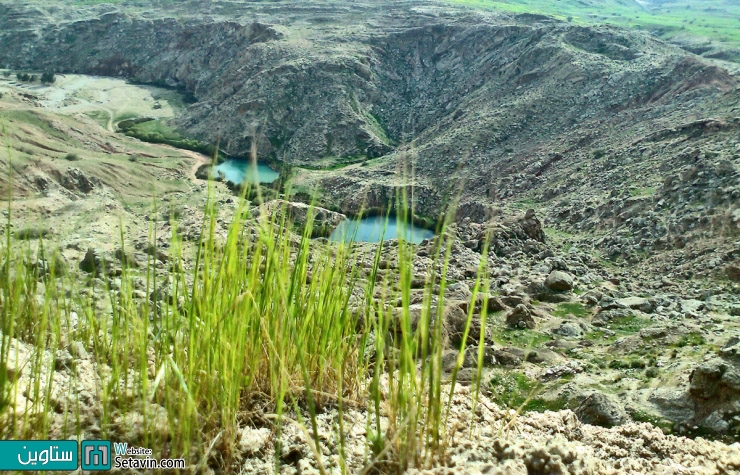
[{"left": 0, "top": 72, "right": 178, "bottom": 131}]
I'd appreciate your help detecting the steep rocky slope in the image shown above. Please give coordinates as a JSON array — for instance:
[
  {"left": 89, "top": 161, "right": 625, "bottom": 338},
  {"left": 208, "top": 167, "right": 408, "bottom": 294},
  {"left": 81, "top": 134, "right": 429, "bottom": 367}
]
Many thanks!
[{"left": 1, "top": 1, "right": 736, "bottom": 229}]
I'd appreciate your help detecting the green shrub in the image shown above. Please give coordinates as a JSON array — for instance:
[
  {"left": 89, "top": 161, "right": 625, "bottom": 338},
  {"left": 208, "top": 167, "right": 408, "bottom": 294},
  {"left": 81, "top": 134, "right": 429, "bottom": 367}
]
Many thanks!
[
  {"left": 672, "top": 332, "right": 705, "bottom": 348},
  {"left": 64, "top": 153, "right": 80, "bottom": 161},
  {"left": 487, "top": 371, "right": 564, "bottom": 413},
  {"left": 14, "top": 227, "right": 49, "bottom": 240},
  {"left": 40, "top": 72, "right": 56, "bottom": 84}
]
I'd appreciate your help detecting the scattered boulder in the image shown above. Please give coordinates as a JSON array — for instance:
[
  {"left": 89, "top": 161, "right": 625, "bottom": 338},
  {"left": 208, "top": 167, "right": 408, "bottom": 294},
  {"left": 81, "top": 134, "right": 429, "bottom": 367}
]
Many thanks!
[
  {"left": 600, "top": 296, "right": 626, "bottom": 310},
  {"left": 647, "top": 388, "right": 695, "bottom": 425},
  {"left": 541, "top": 361, "right": 584, "bottom": 382},
  {"left": 684, "top": 337, "right": 740, "bottom": 435},
  {"left": 574, "top": 392, "right": 628, "bottom": 428},
  {"left": 617, "top": 296, "right": 655, "bottom": 314},
  {"left": 501, "top": 294, "right": 528, "bottom": 308},
  {"left": 475, "top": 293, "right": 506, "bottom": 313},
  {"left": 445, "top": 301, "right": 491, "bottom": 347},
  {"left": 526, "top": 280, "right": 570, "bottom": 303},
  {"left": 59, "top": 168, "right": 98, "bottom": 194},
  {"left": 441, "top": 346, "right": 495, "bottom": 372},
  {"left": 492, "top": 349, "right": 522, "bottom": 367},
  {"left": 545, "top": 271, "right": 574, "bottom": 292},
  {"left": 506, "top": 304, "right": 535, "bottom": 329},
  {"left": 506, "top": 346, "right": 562, "bottom": 365},
  {"left": 520, "top": 208, "right": 545, "bottom": 242},
  {"left": 79, "top": 248, "right": 111, "bottom": 275},
  {"left": 552, "top": 321, "right": 585, "bottom": 339},
  {"left": 680, "top": 299, "right": 705, "bottom": 315},
  {"left": 727, "top": 264, "right": 740, "bottom": 282},
  {"left": 689, "top": 358, "right": 740, "bottom": 405},
  {"left": 719, "top": 336, "right": 740, "bottom": 363},
  {"left": 592, "top": 308, "right": 631, "bottom": 327}
]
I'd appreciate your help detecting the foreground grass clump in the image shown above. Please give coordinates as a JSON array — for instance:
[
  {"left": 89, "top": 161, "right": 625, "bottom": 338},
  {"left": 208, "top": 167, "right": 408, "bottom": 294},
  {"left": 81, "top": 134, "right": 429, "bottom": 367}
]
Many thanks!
[{"left": 0, "top": 167, "right": 491, "bottom": 472}]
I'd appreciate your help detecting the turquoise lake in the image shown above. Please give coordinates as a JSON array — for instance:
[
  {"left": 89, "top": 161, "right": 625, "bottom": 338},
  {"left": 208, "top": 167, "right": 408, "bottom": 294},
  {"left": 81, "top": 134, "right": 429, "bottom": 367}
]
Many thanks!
[
  {"left": 329, "top": 215, "right": 435, "bottom": 244},
  {"left": 216, "top": 159, "right": 280, "bottom": 184}
]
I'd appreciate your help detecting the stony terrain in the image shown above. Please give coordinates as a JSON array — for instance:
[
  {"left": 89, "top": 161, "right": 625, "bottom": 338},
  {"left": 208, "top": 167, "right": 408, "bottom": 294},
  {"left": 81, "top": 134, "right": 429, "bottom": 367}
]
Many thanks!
[{"left": 1, "top": 0, "right": 740, "bottom": 473}]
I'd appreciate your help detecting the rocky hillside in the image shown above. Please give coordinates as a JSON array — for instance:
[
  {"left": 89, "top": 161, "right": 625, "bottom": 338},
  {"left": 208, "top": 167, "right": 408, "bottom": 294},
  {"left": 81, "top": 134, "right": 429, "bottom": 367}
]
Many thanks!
[
  {"left": 1, "top": 1, "right": 737, "bottom": 218},
  {"left": 2, "top": 0, "right": 740, "bottom": 455}
]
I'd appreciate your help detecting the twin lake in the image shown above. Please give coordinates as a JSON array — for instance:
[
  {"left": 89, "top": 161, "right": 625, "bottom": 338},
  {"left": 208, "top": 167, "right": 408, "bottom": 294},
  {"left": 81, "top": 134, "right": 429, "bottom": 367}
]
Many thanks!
[{"left": 218, "top": 159, "right": 435, "bottom": 244}]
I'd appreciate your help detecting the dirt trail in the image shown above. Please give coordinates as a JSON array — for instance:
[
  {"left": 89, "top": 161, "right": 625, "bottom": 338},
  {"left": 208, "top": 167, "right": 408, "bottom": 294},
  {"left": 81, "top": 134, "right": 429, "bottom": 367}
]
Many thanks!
[
  {"left": 94, "top": 104, "right": 114, "bottom": 132},
  {"left": 180, "top": 148, "right": 211, "bottom": 180}
]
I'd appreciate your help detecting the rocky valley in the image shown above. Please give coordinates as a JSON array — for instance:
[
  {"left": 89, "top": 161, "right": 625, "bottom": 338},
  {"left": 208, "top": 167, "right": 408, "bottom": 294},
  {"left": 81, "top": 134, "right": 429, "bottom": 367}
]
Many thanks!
[{"left": 0, "top": 1, "right": 739, "bottom": 474}]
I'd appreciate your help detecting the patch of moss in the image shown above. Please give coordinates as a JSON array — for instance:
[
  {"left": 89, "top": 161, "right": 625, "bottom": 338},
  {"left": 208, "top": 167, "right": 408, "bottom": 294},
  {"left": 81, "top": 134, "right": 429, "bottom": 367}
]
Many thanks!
[
  {"left": 671, "top": 332, "right": 706, "bottom": 348},
  {"left": 629, "top": 186, "right": 656, "bottom": 197},
  {"left": 553, "top": 302, "right": 590, "bottom": 319},
  {"left": 493, "top": 328, "right": 551, "bottom": 347},
  {"left": 609, "top": 314, "right": 650, "bottom": 335},
  {"left": 15, "top": 227, "right": 50, "bottom": 240},
  {"left": 608, "top": 358, "right": 647, "bottom": 370},
  {"left": 488, "top": 371, "right": 566, "bottom": 413}
]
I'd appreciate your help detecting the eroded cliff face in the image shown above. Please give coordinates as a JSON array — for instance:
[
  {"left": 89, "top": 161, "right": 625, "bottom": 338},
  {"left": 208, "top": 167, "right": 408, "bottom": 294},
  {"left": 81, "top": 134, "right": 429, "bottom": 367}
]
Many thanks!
[{"left": 1, "top": 2, "right": 734, "bottom": 165}]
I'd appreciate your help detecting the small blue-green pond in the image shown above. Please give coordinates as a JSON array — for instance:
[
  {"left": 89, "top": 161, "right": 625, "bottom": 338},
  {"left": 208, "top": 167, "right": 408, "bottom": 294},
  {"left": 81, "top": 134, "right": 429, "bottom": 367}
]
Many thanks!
[
  {"left": 329, "top": 215, "right": 435, "bottom": 244},
  {"left": 216, "top": 159, "right": 280, "bottom": 184}
]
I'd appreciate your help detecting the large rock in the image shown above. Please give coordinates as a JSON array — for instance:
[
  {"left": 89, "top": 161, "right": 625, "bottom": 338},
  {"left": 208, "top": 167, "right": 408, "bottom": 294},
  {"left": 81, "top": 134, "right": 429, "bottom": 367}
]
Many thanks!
[
  {"left": 444, "top": 301, "right": 491, "bottom": 347},
  {"left": 545, "top": 271, "right": 574, "bottom": 292},
  {"left": 79, "top": 248, "right": 112, "bottom": 275},
  {"left": 552, "top": 321, "right": 585, "bottom": 339},
  {"left": 520, "top": 208, "right": 545, "bottom": 242},
  {"left": 719, "top": 336, "right": 740, "bottom": 363},
  {"left": 574, "top": 392, "right": 628, "bottom": 428},
  {"left": 59, "top": 168, "right": 98, "bottom": 194},
  {"left": 647, "top": 388, "right": 694, "bottom": 425},
  {"left": 474, "top": 293, "right": 507, "bottom": 313},
  {"left": 526, "top": 280, "right": 571, "bottom": 303},
  {"left": 506, "top": 304, "right": 535, "bottom": 329},
  {"left": 727, "top": 264, "right": 740, "bottom": 282},
  {"left": 617, "top": 296, "right": 655, "bottom": 314},
  {"left": 689, "top": 358, "right": 740, "bottom": 404},
  {"left": 687, "top": 349, "right": 740, "bottom": 435}
]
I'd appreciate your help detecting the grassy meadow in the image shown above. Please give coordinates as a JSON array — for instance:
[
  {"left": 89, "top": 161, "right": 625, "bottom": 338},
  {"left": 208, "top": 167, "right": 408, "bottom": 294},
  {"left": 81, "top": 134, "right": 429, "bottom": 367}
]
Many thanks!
[{"left": 446, "top": 0, "right": 740, "bottom": 45}]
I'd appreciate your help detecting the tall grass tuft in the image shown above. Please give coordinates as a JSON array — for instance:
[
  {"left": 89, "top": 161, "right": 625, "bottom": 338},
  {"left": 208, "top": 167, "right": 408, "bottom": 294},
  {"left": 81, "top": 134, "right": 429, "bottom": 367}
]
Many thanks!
[{"left": 0, "top": 139, "right": 491, "bottom": 472}]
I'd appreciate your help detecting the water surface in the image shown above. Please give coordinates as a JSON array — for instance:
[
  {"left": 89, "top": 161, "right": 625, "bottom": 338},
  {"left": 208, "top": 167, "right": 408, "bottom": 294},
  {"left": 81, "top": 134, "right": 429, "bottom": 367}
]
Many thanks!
[
  {"left": 329, "top": 215, "right": 435, "bottom": 244},
  {"left": 216, "top": 159, "right": 279, "bottom": 184}
]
